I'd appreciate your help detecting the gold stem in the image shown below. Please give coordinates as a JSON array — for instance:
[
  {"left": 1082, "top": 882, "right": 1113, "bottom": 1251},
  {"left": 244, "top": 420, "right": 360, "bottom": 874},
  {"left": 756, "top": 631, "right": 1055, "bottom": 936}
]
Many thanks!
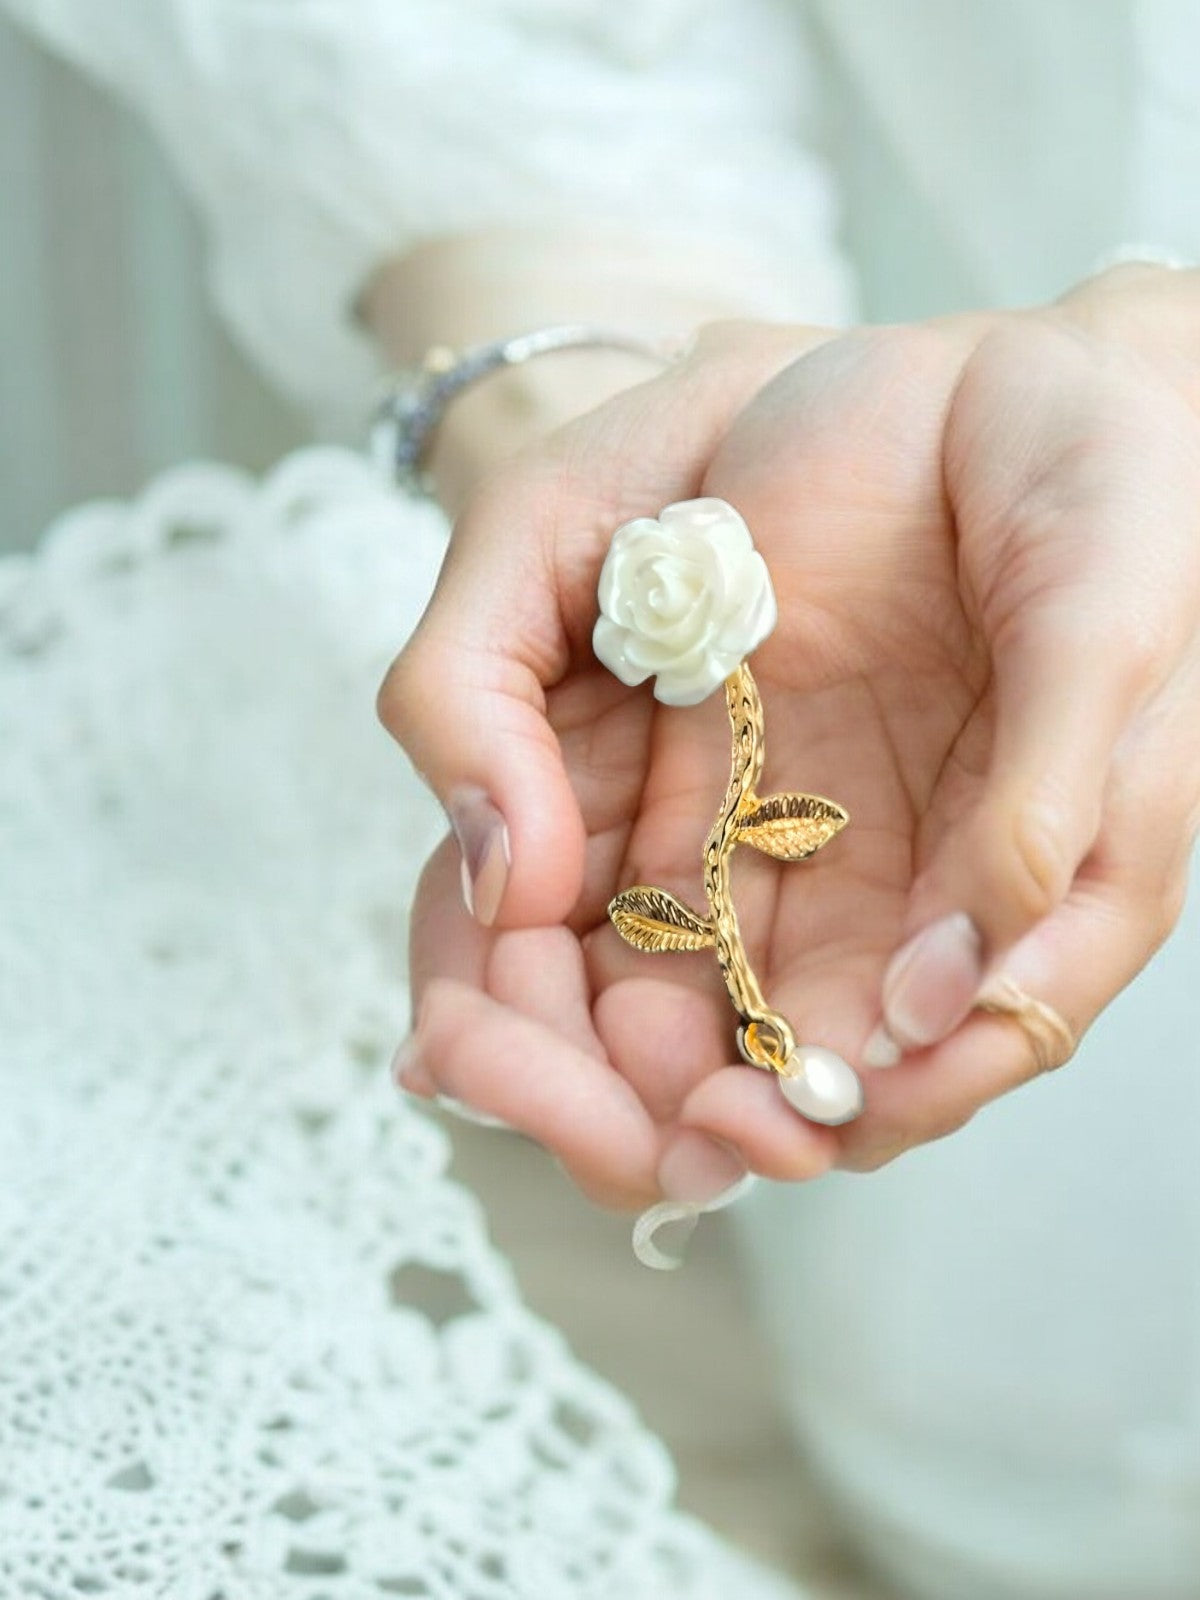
[{"left": 703, "top": 664, "right": 795, "bottom": 1069}]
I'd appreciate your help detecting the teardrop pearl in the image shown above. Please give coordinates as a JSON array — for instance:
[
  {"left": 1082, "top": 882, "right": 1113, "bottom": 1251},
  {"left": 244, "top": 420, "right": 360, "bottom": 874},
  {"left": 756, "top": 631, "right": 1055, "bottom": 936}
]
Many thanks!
[{"left": 778, "top": 1046, "right": 864, "bottom": 1126}]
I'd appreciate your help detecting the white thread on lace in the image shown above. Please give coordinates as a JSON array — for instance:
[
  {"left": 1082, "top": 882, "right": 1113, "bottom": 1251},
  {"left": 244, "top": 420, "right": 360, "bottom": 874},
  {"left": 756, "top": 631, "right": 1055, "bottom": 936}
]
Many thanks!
[{"left": 0, "top": 449, "right": 802, "bottom": 1600}]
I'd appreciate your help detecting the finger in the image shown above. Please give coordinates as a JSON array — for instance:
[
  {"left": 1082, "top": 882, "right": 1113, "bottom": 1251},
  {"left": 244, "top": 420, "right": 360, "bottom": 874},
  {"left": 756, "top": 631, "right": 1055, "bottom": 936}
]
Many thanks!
[
  {"left": 486, "top": 925, "right": 606, "bottom": 1063},
  {"left": 406, "top": 838, "right": 609, "bottom": 1090},
  {"left": 837, "top": 757, "right": 1197, "bottom": 1172},
  {"left": 378, "top": 324, "right": 834, "bottom": 932},
  {"left": 378, "top": 469, "right": 588, "bottom": 930},
  {"left": 591, "top": 977, "right": 731, "bottom": 1126},
  {"left": 409, "top": 977, "right": 660, "bottom": 1208},
  {"left": 674, "top": 949, "right": 875, "bottom": 1182},
  {"left": 409, "top": 834, "right": 491, "bottom": 1000},
  {"left": 397, "top": 835, "right": 494, "bottom": 1095},
  {"left": 833, "top": 876, "right": 1168, "bottom": 1172},
  {"left": 884, "top": 321, "right": 1200, "bottom": 1048},
  {"left": 592, "top": 977, "right": 757, "bottom": 1202},
  {"left": 678, "top": 1066, "right": 840, "bottom": 1183}
]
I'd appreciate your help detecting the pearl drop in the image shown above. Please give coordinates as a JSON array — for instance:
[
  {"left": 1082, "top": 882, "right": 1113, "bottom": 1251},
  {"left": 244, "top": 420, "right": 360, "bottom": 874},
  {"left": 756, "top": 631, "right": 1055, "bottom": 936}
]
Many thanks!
[{"left": 778, "top": 1046, "right": 864, "bottom": 1126}]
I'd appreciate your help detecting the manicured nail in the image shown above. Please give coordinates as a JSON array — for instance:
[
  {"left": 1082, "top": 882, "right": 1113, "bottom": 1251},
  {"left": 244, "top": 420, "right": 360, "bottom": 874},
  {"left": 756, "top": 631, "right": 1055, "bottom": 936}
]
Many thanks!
[
  {"left": 447, "top": 784, "right": 510, "bottom": 927},
  {"left": 882, "top": 911, "right": 984, "bottom": 1049},
  {"left": 657, "top": 1130, "right": 747, "bottom": 1202},
  {"left": 435, "top": 1095, "right": 512, "bottom": 1130},
  {"left": 862, "top": 1023, "right": 903, "bottom": 1069},
  {"left": 390, "top": 1037, "right": 436, "bottom": 1097}
]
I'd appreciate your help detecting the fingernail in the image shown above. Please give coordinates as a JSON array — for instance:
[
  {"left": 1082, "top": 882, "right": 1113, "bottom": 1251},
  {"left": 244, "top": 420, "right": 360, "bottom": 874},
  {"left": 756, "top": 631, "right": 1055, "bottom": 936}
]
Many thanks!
[
  {"left": 657, "top": 1131, "right": 747, "bottom": 1202},
  {"left": 391, "top": 1037, "right": 435, "bottom": 1097},
  {"left": 447, "top": 784, "right": 510, "bottom": 927},
  {"left": 882, "top": 911, "right": 984, "bottom": 1049},
  {"left": 435, "top": 1095, "right": 512, "bottom": 1129},
  {"left": 862, "top": 1023, "right": 903, "bottom": 1069}
]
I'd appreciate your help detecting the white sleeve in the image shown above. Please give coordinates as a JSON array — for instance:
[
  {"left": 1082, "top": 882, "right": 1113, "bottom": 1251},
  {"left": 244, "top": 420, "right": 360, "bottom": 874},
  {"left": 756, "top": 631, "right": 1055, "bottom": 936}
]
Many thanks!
[{"left": 2, "top": 0, "right": 855, "bottom": 421}]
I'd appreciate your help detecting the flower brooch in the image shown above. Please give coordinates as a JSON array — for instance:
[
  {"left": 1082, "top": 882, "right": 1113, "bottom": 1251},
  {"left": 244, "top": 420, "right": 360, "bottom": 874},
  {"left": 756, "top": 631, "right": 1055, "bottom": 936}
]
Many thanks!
[{"left": 593, "top": 498, "right": 864, "bottom": 1126}]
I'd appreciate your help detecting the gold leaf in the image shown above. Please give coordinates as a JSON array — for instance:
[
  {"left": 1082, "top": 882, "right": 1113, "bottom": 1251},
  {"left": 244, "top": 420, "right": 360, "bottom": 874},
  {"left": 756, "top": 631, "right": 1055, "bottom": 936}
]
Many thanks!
[
  {"left": 608, "top": 886, "right": 715, "bottom": 953},
  {"left": 735, "top": 792, "right": 848, "bottom": 860}
]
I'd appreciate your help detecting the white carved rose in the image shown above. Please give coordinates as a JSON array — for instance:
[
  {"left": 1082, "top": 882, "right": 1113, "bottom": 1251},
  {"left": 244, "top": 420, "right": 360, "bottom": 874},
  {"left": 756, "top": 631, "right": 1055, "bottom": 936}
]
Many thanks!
[{"left": 592, "top": 498, "right": 777, "bottom": 707}]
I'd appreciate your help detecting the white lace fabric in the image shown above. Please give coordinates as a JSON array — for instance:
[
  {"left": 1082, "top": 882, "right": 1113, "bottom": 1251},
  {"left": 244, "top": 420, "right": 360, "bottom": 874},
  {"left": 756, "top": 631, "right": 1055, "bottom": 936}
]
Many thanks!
[{"left": 0, "top": 449, "right": 802, "bottom": 1600}]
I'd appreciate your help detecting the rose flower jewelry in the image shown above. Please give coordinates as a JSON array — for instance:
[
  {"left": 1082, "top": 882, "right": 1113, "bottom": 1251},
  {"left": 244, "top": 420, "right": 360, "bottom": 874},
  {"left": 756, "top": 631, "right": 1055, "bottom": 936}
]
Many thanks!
[{"left": 593, "top": 498, "right": 864, "bottom": 1127}]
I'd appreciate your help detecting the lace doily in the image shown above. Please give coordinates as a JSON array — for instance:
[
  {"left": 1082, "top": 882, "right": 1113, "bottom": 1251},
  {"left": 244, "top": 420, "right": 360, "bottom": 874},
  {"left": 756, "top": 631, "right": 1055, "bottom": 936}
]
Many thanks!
[{"left": 0, "top": 449, "right": 802, "bottom": 1600}]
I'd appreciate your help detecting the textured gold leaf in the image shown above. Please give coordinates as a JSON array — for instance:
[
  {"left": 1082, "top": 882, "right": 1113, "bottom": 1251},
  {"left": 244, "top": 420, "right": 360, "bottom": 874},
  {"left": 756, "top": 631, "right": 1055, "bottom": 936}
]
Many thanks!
[
  {"left": 735, "top": 792, "right": 848, "bottom": 860},
  {"left": 608, "top": 886, "right": 715, "bottom": 953}
]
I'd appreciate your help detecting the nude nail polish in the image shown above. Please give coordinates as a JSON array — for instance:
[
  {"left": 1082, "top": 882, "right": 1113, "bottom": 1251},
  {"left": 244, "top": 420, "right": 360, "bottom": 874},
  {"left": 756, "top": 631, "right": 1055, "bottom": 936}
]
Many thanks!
[
  {"left": 882, "top": 911, "right": 984, "bottom": 1049},
  {"left": 862, "top": 1023, "right": 903, "bottom": 1068},
  {"left": 390, "top": 1037, "right": 436, "bottom": 1097},
  {"left": 446, "top": 785, "right": 511, "bottom": 927}
]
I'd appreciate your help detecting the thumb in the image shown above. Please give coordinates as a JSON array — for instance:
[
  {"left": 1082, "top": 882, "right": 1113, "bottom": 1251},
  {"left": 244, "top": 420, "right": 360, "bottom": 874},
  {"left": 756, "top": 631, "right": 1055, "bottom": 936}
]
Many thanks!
[{"left": 378, "top": 470, "right": 586, "bottom": 929}]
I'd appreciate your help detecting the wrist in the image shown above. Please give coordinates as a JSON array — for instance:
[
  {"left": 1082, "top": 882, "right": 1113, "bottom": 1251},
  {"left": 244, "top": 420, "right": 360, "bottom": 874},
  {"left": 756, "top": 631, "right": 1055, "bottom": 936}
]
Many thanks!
[
  {"left": 358, "top": 225, "right": 795, "bottom": 511},
  {"left": 422, "top": 349, "right": 659, "bottom": 514}
]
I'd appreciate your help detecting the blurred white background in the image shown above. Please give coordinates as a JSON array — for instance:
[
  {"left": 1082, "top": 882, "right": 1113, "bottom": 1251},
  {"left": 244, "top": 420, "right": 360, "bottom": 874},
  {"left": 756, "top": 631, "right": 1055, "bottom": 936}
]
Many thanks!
[{"left": 0, "top": 16, "right": 303, "bottom": 554}]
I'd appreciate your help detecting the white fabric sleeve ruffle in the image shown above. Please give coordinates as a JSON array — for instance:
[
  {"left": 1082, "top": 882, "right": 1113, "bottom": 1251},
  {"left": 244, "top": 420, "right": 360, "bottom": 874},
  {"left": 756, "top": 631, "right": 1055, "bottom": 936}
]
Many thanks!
[{"left": 3, "top": 0, "right": 855, "bottom": 422}]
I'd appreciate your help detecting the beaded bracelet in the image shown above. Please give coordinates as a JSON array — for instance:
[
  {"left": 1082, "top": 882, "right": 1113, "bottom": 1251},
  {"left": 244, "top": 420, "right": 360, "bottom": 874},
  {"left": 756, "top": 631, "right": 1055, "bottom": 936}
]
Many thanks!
[{"left": 372, "top": 325, "right": 676, "bottom": 495}]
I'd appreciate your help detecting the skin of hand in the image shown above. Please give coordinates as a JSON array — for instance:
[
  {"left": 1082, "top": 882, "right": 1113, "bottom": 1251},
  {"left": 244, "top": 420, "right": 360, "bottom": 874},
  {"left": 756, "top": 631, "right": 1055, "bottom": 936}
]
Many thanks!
[{"left": 379, "top": 265, "right": 1200, "bottom": 1209}]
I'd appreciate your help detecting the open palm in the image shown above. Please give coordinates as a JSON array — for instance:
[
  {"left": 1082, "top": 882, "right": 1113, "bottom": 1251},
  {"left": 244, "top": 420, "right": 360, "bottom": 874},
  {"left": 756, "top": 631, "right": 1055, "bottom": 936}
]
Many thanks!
[{"left": 386, "top": 309, "right": 1200, "bottom": 1207}]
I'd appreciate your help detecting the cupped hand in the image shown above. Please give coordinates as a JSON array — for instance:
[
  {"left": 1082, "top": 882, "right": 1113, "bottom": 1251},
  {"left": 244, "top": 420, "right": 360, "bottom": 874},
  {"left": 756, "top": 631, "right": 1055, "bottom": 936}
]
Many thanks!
[{"left": 379, "top": 269, "right": 1200, "bottom": 1207}]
